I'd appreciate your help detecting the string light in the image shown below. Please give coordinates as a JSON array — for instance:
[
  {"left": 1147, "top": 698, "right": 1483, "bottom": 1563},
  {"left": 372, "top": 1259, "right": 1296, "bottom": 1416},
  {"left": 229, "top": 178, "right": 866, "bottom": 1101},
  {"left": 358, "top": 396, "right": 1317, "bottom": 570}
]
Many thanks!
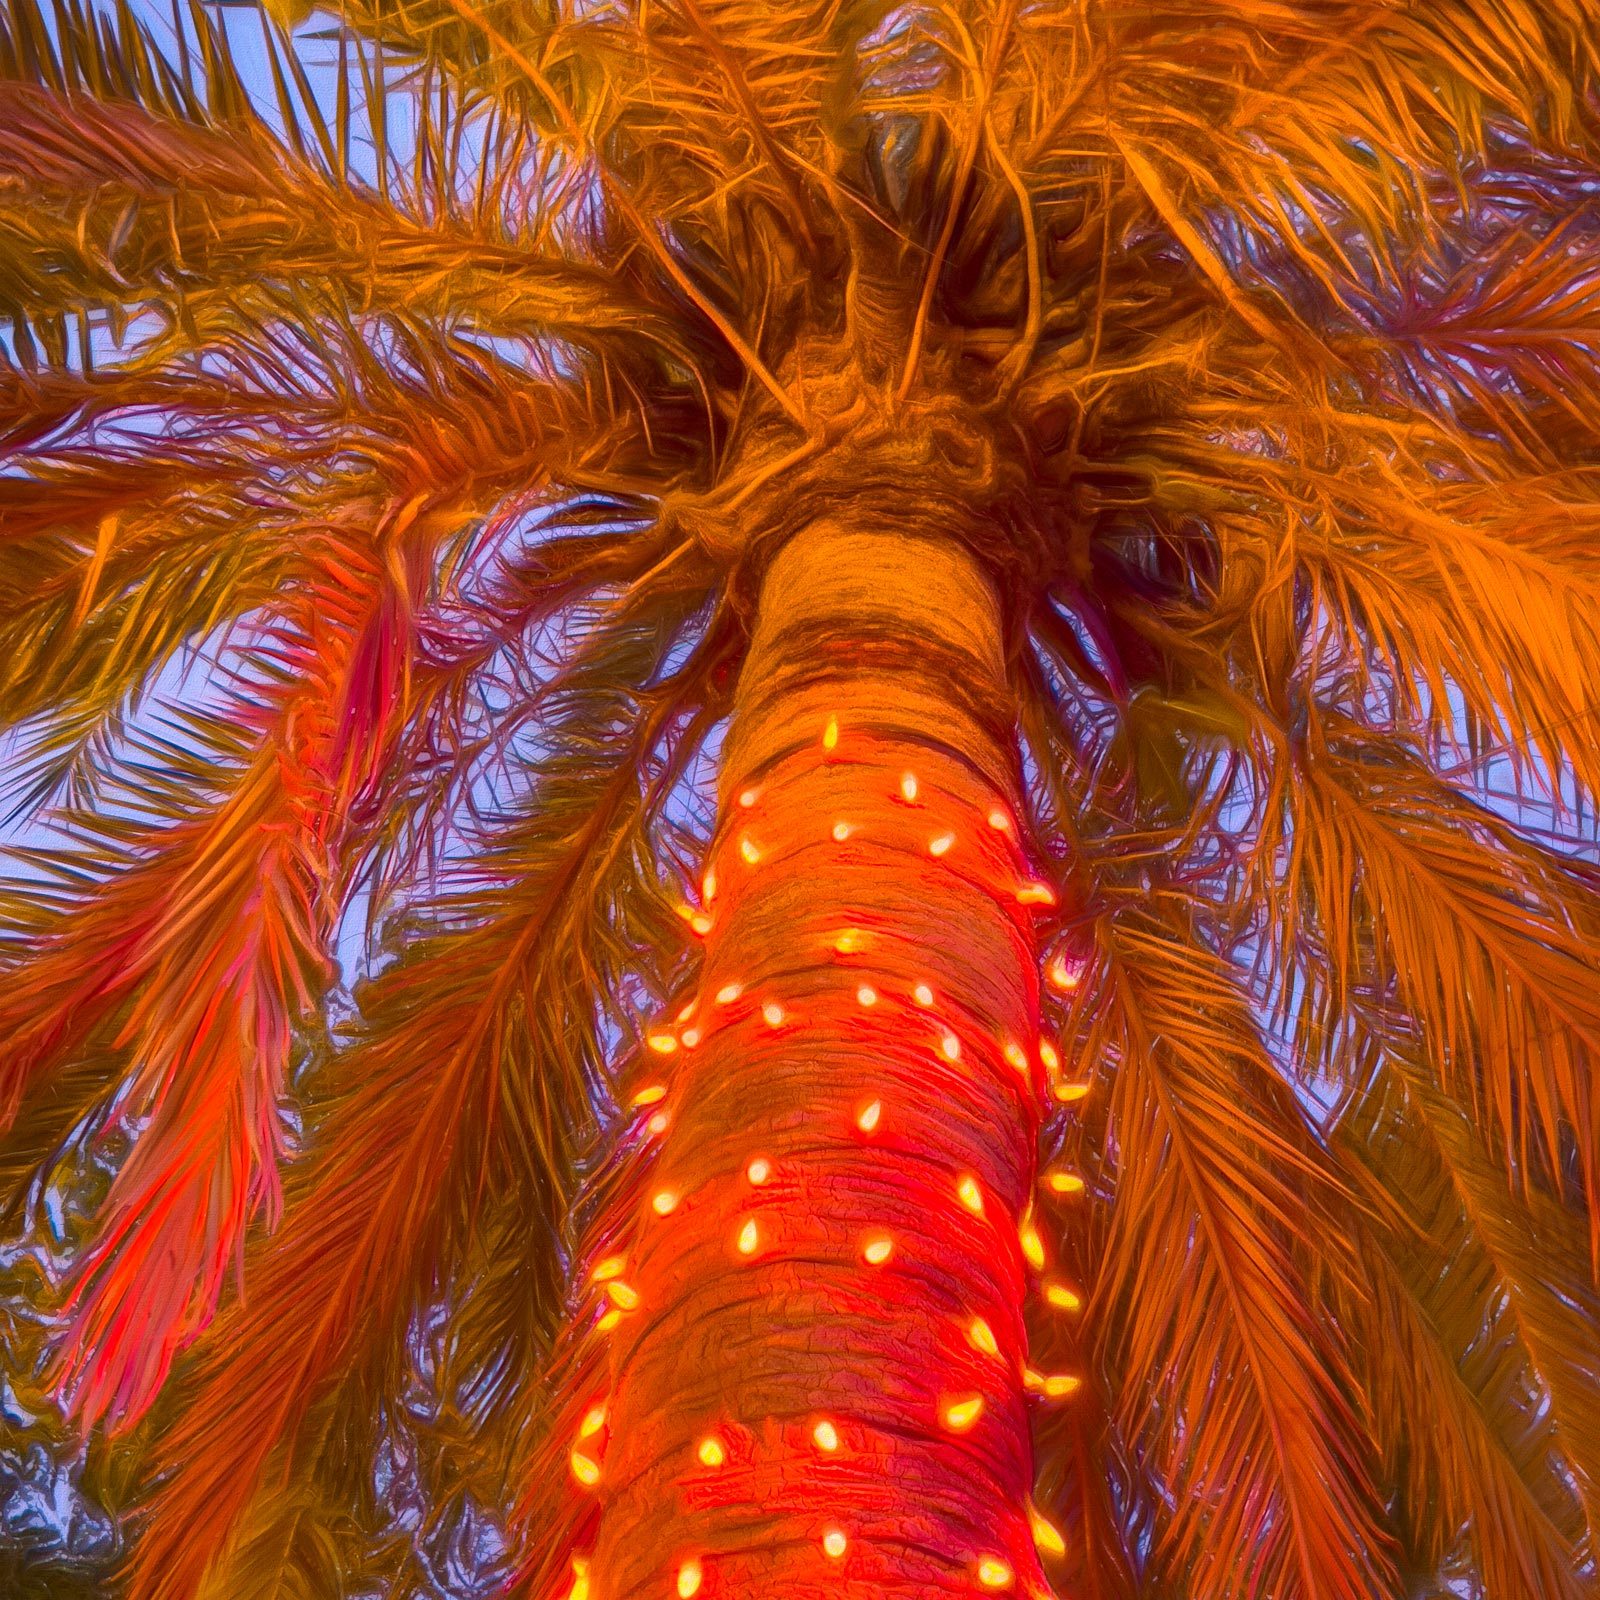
[
  {"left": 1020, "top": 1221, "right": 1045, "bottom": 1270},
  {"left": 681, "top": 1028, "right": 702, "bottom": 1049},
  {"left": 632, "top": 1085, "right": 667, "bottom": 1108},
  {"left": 967, "top": 1316, "right": 1000, "bottom": 1357},
  {"left": 580, "top": 1403, "right": 607, "bottom": 1438},
  {"left": 957, "top": 1175, "right": 985, "bottom": 1215},
  {"left": 986, "top": 808, "right": 1012, "bottom": 832},
  {"left": 716, "top": 983, "right": 743, "bottom": 1004},
  {"left": 689, "top": 913, "right": 713, "bottom": 936},
  {"left": 702, "top": 869, "right": 717, "bottom": 903},
  {"left": 856, "top": 1100, "right": 882, "bottom": 1133},
  {"left": 832, "top": 820, "right": 852, "bottom": 841},
  {"left": 1026, "top": 1369, "right": 1083, "bottom": 1399},
  {"left": 652, "top": 1189, "right": 679, "bottom": 1217},
  {"left": 607, "top": 1281, "right": 640, "bottom": 1311},
  {"left": 697, "top": 1436, "right": 725, "bottom": 1468},
  {"left": 824, "top": 716, "right": 839, "bottom": 750},
  {"left": 1044, "top": 1281, "right": 1083, "bottom": 1312},
  {"left": 569, "top": 1448, "right": 601, "bottom": 1487},
  {"left": 647, "top": 1032, "right": 678, "bottom": 1054},
  {"left": 900, "top": 772, "right": 919, "bottom": 801},
  {"left": 1039, "top": 1041, "right": 1061, "bottom": 1074},
  {"left": 856, "top": 984, "right": 878, "bottom": 1007},
  {"left": 647, "top": 1111, "right": 669, "bottom": 1135},
  {"left": 1046, "top": 955, "right": 1078, "bottom": 991},
  {"left": 738, "top": 787, "right": 758, "bottom": 807},
  {"left": 740, "top": 836, "right": 761, "bottom": 865},
  {"left": 834, "top": 928, "right": 865, "bottom": 953},
  {"left": 812, "top": 1419, "right": 840, "bottom": 1452},
  {"left": 977, "top": 1557, "right": 1014, "bottom": 1590},
  {"left": 940, "top": 1031, "right": 961, "bottom": 1061},
  {"left": 597, "top": 1309, "right": 621, "bottom": 1332},
  {"left": 862, "top": 1232, "right": 894, "bottom": 1265},
  {"left": 746, "top": 1156, "right": 772, "bottom": 1185},
  {"left": 1003, "top": 1040, "right": 1029, "bottom": 1073},
  {"left": 941, "top": 1394, "right": 984, "bottom": 1432},
  {"left": 677, "top": 1559, "right": 703, "bottom": 1598},
  {"left": 822, "top": 1529, "right": 848, "bottom": 1559},
  {"left": 677, "top": 1000, "right": 697, "bottom": 1022},
  {"left": 913, "top": 983, "right": 935, "bottom": 1007},
  {"left": 762, "top": 1002, "right": 785, "bottom": 1027},
  {"left": 1054, "top": 1080, "right": 1089, "bottom": 1104},
  {"left": 1029, "top": 1505, "right": 1067, "bottom": 1557},
  {"left": 1016, "top": 882, "right": 1057, "bottom": 906},
  {"left": 736, "top": 1219, "right": 760, "bottom": 1255},
  {"left": 591, "top": 1256, "right": 626, "bottom": 1283},
  {"left": 1044, "top": 1170, "right": 1085, "bottom": 1196},
  {"left": 929, "top": 831, "right": 956, "bottom": 856}
]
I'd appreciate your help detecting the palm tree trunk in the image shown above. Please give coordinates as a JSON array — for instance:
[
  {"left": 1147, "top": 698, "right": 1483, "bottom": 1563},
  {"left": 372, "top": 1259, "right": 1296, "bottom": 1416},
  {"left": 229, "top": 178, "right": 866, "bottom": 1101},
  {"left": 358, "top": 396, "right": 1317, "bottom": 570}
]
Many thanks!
[{"left": 586, "top": 519, "right": 1050, "bottom": 1597}]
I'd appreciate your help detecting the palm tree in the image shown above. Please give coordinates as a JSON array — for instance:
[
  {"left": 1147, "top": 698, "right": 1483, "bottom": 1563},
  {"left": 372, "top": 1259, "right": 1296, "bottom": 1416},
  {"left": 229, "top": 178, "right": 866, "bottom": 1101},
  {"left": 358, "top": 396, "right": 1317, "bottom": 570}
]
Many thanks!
[{"left": 2, "top": 0, "right": 1599, "bottom": 1595}]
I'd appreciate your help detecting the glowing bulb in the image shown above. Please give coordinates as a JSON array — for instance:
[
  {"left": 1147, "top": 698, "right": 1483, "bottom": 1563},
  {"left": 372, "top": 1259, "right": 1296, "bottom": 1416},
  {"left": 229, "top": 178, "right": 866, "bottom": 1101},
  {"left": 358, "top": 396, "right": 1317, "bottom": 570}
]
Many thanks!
[
  {"left": 632, "top": 1085, "right": 667, "bottom": 1108},
  {"left": 986, "top": 808, "right": 1011, "bottom": 831},
  {"left": 913, "top": 983, "right": 934, "bottom": 1007},
  {"left": 607, "top": 1280, "right": 640, "bottom": 1311},
  {"left": 900, "top": 772, "right": 919, "bottom": 802},
  {"left": 856, "top": 1100, "right": 882, "bottom": 1133},
  {"left": 747, "top": 1156, "right": 772, "bottom": 1185},
  {"left": 1003, "top": 1040, "right": 1030, "bottom": 1073},
  {"left": 1045, "top": 1170, "right": 1085, "bottom": 1196},
  {"left": 591, "top": 1255, "right": 626, "bottom": 1283},
  {"left": 823, "top": 716, "right": 839, "bottom": 750},
  {"left": 862, "top": 1232, "right": 893, "bottom": 1265},
  {"left": 702, "top": 869, "right": 717, "bottom": 903},
  {"left": 681, "top": 1027, "right": 702, "bottom": 1048},
  {"left": 957, "top": 1175, "right": 985, "bottom": 1215},
  {"left": 1016, "top": 882, "right": 1057, "bottom": 906},
  {"left": 1045, "top": 1281, "right": 1083, "bottom": 1312},
  {"left": 697, "top": 1436, "right": 725, "bottom": 1467},
  {"left": 822, "top": 1529, "right": 847, "bottom": 1559},
  {"left": 940, "top": 1031, "right": 961, "bottom": 1061},
  {"left": 1039, "top": 1041, "right": 1061, "bottom": 1073},
  {"left": 647, "top": 1110, "right": 669, "bottom": 1135},
  {"left": 941, "top": 1394, "right": 984, "bottom": 1432},
  {"left": 1036, "top": 1372, "right": 1082, "bottom": 1399},
  {"left": 716, "top": 983, "right": 743, "bottom": 1004},
  {"left": 689, "top": 913, "right": 713, "bottom": 936},
  {"left": 856, "top": 984, "right": 878, "bottom": 1007},
  {"left": 738, "top": 787, "right": 758, "bottom": 808},
  {"left": 597, "top": 1309, "right": 621, "bottom": 1332},
  {"left": 580, "top": 1403, "right": 607, "bottom": 1437},
  {"left": 677, "top": 1559, "right": 702, "bottom": 1598},
  {"left": 1030, "top": 1505, "right": 1067, "bottom": 1556},
  {"left": 978, "top": 1556, "right": 1014, "bottom": 1589},
  {"left": 677, "top": 1000, "right": 697, "bottom": 1022},
  {"left": 736, "top": 1219, "right": 759, "bottom": 1255},
  {"left": 929, "top": 831, "right": 956, "bottom": 856},
  {"left": 652, "top": 1189, "right": 679, "bottom": 1216},
  {"left": 569, "top": 1449, "right": 601, "bottom": 1486},
  {"left": 568, "top": 1558, "right": 590, "bottom": 1600},
  {"left": 812, "top": 1419, "right": 840, "bottom": 1452},
  {"left": 1020, "top": 1222, "right": 1045, "bottom": 1270},
  {"left": 968, "top": 1316, "right": 1000, "bottom": 1357},
  {"left": 1054, "top": 1080, "right": 1089, "bottom": 1103},
  {"left": 831, "top": 820, "right": 852, "bottom": 842},
  {"left": 647, "top": 1032, "right": 678, "bottom": 1054},
  {"left": 1047, "top": 955, "right": 1078, "bottom": 991},
  {"left": 740, "top": 836, "right": 761, "bottom": 865},
  {"left": 834, "top": 928, "right": 864, "bottom": 953},
  {"left": 762, "top": 1002, "right": 785, "bottom": 1027}
]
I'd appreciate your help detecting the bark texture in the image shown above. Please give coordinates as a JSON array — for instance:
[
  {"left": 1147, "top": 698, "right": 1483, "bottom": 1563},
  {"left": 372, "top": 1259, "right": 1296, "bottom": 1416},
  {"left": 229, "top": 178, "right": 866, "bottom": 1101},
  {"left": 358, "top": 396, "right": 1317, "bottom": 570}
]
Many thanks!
[{"left": 585, "top": 520, "right": 1050, "bottom": 1597}]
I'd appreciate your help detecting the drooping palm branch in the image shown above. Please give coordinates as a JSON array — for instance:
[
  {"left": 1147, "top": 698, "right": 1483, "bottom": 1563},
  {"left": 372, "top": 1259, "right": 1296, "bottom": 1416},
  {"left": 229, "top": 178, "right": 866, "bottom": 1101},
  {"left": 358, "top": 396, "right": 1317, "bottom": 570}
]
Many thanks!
[{"left": 1, "top": 0, "right": 1597, "bottom": 1595}]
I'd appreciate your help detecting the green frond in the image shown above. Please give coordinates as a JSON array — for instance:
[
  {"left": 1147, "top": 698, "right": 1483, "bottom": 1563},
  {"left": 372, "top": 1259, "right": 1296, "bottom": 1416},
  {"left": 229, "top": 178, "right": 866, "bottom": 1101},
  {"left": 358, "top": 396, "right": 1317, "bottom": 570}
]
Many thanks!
[
  {"left": 1332, "top": 1057, "right": 1600, "bottom": 1594},
  {"left": 1069, "top": 892, "right": 1393, "bottom": 1600}
]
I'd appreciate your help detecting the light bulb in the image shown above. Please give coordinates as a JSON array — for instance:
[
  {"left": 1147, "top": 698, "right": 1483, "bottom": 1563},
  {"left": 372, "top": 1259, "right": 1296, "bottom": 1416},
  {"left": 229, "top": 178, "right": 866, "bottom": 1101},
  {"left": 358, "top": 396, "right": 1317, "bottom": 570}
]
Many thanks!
[
  {"left": 1045, "top": 1281, "right": 1082, "bottom": 1312},
  {"left": 1016, "top": 882, "right": 1056, "bottom": 906},
  {"left": 716, "top": 983, "right": 743, "bottom": 1004},
  {"left": 822, "top": 1528, "right": 847, "bottom": 1558},
  {"left": 746, "top": 1156, "right": 772, "bottom": 1185},
  {"left": 647, "top": 1032, "right": 678, "bottom": 1054},
  {"left": 647, "top": 1110, "right": 669, "bottom": 1135},
  {"left": 1020, "top": 1222, "right": 1045, "bottom": 1270},
  {"left": 834, "top": 928, "right": 864, "bottom": 953},
  {"left": 681, "top": 1027, "right": 702, "bottom": 1049},
  {"left": 862, "top": 1233, "right": 893, "bottom": 1265},
  {"left": 569, "top": 1449, "right": 600, "bottom": 1486},
  {"left": 856, "top": 1100, "right": 882, "bottom": 1133},
  {"left": 1030, "top": 1505, "right": 1067, "bottom": 1556},
  {"left": 690, "top": 913, "right": 713, "bottom": 936},
  {"left": 1054, "top": 1080, "right": 1089, "bottom": 1103},
  {"left": 913, "top": 983, "right": 934, "bottom": 1007},
  {"left": 607, "top": 1281, "right": 640, "bottom": 1311},
  {"left": 740, "top": 836, "right": 761, "bottom": 865},
  {"left": 967, "top": 1316, "right": 999, "bottom": 1357},
  {"left": 591, "top": 1255, "right": 625, "bottom": 1282},
  {"left": 900, "top": 772, "right": 919, "bottom": 801},
  {"left": 1045, "top": 1170, "right": 1085, "bottom": 1196},
  {"left": 1003, "top": 1041, "right": 1029, "bottom": 1073},
  {"left": 940, "top": 1031, "right": 961, "bottom": 1061},
  {"left": 677, "top": 1559, "right": 702, "bottom": 1598},
  {"left": 1039, "top": 1041, "right": 1061, "bottom": 1073},
  {"left": 631, "top": 1085, "right": 667, "bottom": 1108},
  {"left": 652, "top": 1189, "right": 679, "bottom": 1217},
  {"left": 823, "top": 716, "right": 839, "bottom": 750},
  {"left": 978, "top": 1555, "right": 1014, "bottom": 1589},
  {"left": 812, "top": 1419, "right": 839, "bottom": 1452},
  {"left": 941, "top": 1394, "right": 983, "bottom": 1432},
  {"left": 736, "top": 1219, "right": 759, "bottom": 1255},
  {"left": 702, "top": 869, "right": 717, "bottom": 903},
  {"left": 568, "top": 1558, "right": 590, "bottom": 1600},
  {"left": 986, "top": 808, "right": 1011, "bottom": 831},
  {"left": 929, "top": 831, "right": 955, "bottom": 856},
  {"left": 957, "top": 1175, "right": 984, "bottom": 1214},
  {"left": 762, "top": 1002, "right": 785, "bottom": 1027},
  {"left": 580, "top": 1403, "right": 607, "bottom": 1438},
  {"left": 856, "top": 984, "right": 878, "bottom": 1007},
  {"left": 738, "top": 787, "right": 758, "bottom": 807},
  {"left": 832, "top": 820, "right": 852, "bottom": 842},
  {"left": 697, "top": 1436, "right": 725, "bottom": 1467}
]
